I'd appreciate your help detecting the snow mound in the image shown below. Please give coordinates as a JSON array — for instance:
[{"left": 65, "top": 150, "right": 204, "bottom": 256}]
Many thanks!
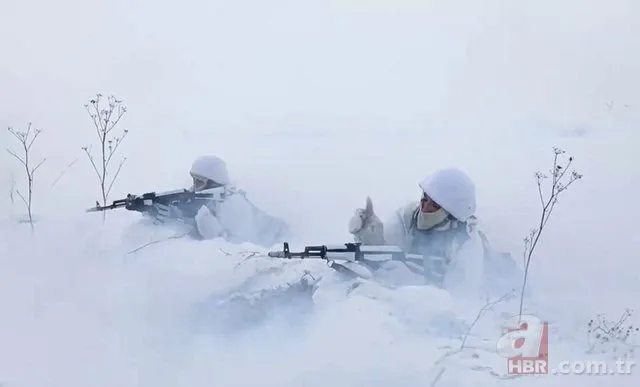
[{"left": 1, "top": 213, "right": 637, "bottom": 387}]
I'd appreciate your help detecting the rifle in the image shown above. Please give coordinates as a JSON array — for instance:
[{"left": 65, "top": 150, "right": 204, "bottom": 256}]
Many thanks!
[
  {"left": 268, "top": 242, "right": 443, "bottom": 281},
  {"left": 85, "top": 188, "right": 226, "bottom": 218}
]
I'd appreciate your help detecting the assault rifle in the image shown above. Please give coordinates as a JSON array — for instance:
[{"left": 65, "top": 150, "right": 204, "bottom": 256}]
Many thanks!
[
  {"left": 268, "top": 242, "right": 446, "bottom": 282},
  {"left": 85, "top": 188, "right": 226, "bottom": 218}
]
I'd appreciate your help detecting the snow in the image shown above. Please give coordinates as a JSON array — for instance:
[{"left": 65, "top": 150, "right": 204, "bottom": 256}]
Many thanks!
[{"left": 1, "top": 0, "right": 640, "bottom": 386}]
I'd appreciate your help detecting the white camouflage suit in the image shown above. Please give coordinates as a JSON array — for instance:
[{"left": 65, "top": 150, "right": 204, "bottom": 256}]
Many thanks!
[
  {"left": 154, "top": 155, "right": 289, "bottom": 247},
  {"left": 348, "top": 168, "right": 487, "bottom": 292}
]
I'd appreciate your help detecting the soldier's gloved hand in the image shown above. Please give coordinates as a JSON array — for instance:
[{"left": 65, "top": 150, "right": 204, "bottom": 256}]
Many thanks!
[
  {"left": 125, "top": 194, "right": 145, "bottom": 211},
  {"left": 124, "top": 194, "right": 157, "bottom": 213},
  {"left": 194, "top": 205, "right": 223, "bottom": 239},
  {"left": 348, "top": 196, "right": 384, "bottom": 245},
  {"left": 151, "top": 202, "right": 183, "bottom": 221}
]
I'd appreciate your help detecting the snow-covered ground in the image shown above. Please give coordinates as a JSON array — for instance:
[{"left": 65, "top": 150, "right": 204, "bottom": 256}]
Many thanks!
[{"left": 1, "top": 0, "right": 639, "bottom": 386}]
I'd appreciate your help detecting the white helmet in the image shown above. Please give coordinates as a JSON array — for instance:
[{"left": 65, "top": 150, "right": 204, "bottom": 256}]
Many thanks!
[
  {"left": 190, "top": 155, "right": 230, "bottom": 189},
  {"left": 418, "top": 168, "right": 476, "bottom": 221}
]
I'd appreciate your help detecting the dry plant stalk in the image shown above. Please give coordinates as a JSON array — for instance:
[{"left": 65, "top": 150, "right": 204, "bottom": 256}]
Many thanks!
[
  {"left": 9, "top": 173, "right": 16, "bottom": 206},
  {"left": 460, "top": 290, "right": 516, "bottom": 350},
  {"left": 82, "top": 93, "right": 129, "bottom": 208},
  {"left": 519, "top": 147, "right": 582, "bottom": 318},
  {"left": 6, "top": 123, "right": 46, "bottom": 232},
  {"left": 587, "top": 309, "right": 637, "bottom": 357},
  {"left": 428, "top": 290, "right": 515, "bottom": 386}
]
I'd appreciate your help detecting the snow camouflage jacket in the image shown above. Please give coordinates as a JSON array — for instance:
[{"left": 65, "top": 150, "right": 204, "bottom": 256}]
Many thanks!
[
  {"left": 388, "top": 201, "right": 477, "bottom": 284},
  {"left": 192, "top": 185, "right": 290, "bottom": 247},
  {"left": 357, "top": 201, "right": 485, "bottom": 290},
  {"left": 386, "top": 201, "right": 524, "bottom": 296}
]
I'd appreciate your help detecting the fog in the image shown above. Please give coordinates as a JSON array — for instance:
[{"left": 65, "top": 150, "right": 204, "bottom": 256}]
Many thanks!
[
  {"left": 1, "top": 0, "right": 639, "bottom": 385},
  {"left": 3, "top": 0, "right": 639, "bottom": 288}
]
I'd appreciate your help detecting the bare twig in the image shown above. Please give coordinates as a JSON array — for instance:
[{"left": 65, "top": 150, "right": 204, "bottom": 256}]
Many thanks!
[
  {"left": 430, "top": 289, "right": 515, "bottom": 381},
  {"left": 519, "top": 147, "right": 582, "bottom": 318},
  {"left": 430, "top": 367, "right": 446, "bottom": 387},
  {"left": 9, "top": 173, "right": 16, "bottom": 206},
  {"left": 6, "top": 123, "right": 46, "bottom": 233},
  {"left": 82, "top": 94, "right": 129, "bottom": 218},
  {"left": 233, "top": 250, "right": 267, "bottom": 269},
  {"left": 15, "top": 189, "right": 27, "bottom": 208},
  {"left": 607, "top": 101, "right": 614, "bottom": 111},
  {"left": 587, "top": 309, "right": 637, "bottom": 357},
  {"left": 460, "top": 290, "right": 516, "bottom": 350},
  {"left": 51, "top": 156, "right": 80, "bottom": 188},
  {"left": 127, "top": 232, "right": 189, "bottom": 254},
  {"left": 106, "top": 157, "right": 126, "bottom": 197}
]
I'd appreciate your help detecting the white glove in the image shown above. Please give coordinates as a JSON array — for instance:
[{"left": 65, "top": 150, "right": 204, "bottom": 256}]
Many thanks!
[
  {"left": 194, "top": 205, "right": 224, "bottom": 239},
  {"left": 348, "top": 196, "right": 384, "bottom": 245}
]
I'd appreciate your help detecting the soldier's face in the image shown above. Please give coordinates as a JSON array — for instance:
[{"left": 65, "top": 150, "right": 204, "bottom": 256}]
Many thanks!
[
  {"left": 420, "top": 193, "right": 441, "bottom": 213},
  {"left": 191, "top": 173, "right": 208, "bottom": 191}
]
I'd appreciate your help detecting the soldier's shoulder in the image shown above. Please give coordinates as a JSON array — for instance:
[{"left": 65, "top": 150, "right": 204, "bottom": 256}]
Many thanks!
[{"left": 392, "top": 201, "right": 419, "bottom": 225}]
